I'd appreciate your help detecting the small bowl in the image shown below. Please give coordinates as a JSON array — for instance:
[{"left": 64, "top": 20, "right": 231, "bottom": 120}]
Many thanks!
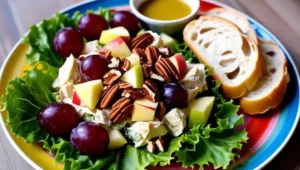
[{"left": 130, "top": 0, "right": 200, "bottom": 35}]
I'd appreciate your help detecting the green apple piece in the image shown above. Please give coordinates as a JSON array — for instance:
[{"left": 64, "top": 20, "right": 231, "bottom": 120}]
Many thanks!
[
  {"left": 108, "top": 129, "right": 127, "bottom": 149},
  {"left": 120, "top": 65, "right": 143, "bottom": 88},
  {"left": 188, "top": 96, "right": 215, "bottom": 128},
  {"left": 74, "top": 80, "right": 103, "bottom": 110},
  {"left": 99, "top": 26, "right": 130, "bottom": 45},
  {"left": 127, "top": 53, "right": 140, "bottom": 68},
  {"left": 132, "top": 99, "right": 158, "bottom": 121},
  {"left": 160, "top": 33, "right": 176, "bottom": 46}
]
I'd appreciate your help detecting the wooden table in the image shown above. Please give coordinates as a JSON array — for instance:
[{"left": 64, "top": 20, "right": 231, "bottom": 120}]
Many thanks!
[{"left": 0, "top": 0, "right": 299, "bottom": 169}]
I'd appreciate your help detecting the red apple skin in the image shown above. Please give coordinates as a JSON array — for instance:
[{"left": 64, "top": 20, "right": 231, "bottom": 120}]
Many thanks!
[
  {"left": 72, "top": 91, "right": 81, "bottom": 105},
  {"left": 103, "top": 36, "right": 125, "bottom": 51},
  {"left": 169, "top": 54, "right": 188, "bottom": 79}
]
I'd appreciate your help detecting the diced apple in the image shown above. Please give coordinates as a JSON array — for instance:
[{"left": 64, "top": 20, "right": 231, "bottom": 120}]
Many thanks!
[
  {"left": 168, "top": 53, "right": 188, "bottom": 79},
  {"left": 103, "top": 37, "right": 132, "bottom": 58},
  {"left": 99, "top": 26, "right": 130, "bottom": 44},
  {"left": 120, "top": 65, "right": 143, "bottom": 88},
  {"left": 126, "top": 53, "right": 140, "bottom": 68},
  {"left": 160, "top": 33, "right": 175, "bottom": 46},
  {"left": 72, "top": 91, "right": 81, "bottom": 105},
  {"left": 108, "top": 129, "right": 127, "bottom": 149},
  {"left": 74, "top": 80, "right": 103, "bottom": 110},
  {"left": 132, "top": 99, "right": 158, "bottom": 121},
  {"left": 188, "top": 96, "right": 215, "bottom": 128}
]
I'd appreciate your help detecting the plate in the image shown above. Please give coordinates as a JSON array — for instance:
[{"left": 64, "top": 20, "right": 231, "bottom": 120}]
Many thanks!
[{"left": 0, "top": 0, "right": 299, "bottom": 170}]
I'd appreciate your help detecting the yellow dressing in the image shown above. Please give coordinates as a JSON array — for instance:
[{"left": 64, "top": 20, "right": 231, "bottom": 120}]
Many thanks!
[{"left": 139, "top": 0, "right": 191, "bottom": 20}]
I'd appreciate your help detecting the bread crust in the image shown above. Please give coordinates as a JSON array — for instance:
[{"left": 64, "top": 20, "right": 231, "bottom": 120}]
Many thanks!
[
  {"left": 206, "top": 8, "right": 258, "bottom": 44},
  {"left": 183, "top": 16, "right": 262, "bottom": 98},
  {"left": 240, "top": 40, "right": 289, "bottom": 115}
]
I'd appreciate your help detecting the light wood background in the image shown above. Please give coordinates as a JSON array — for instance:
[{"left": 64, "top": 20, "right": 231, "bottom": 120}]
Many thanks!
[{"left": 0, "top": 0, "right": 299, "bottom": 169}]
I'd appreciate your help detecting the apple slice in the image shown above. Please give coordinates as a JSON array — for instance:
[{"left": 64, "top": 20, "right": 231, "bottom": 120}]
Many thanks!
[
  {"left": 99, "top": 26, "right": 130, "bottom": 44},
  {"left": 188, "top": 96, "right": 215, "bottom": 128},
  {"left": 72, "top": 91, "right": 81, "bottom": 105},
  {"left": 74, "top": 80, "right": 103, "bottom": 110},
  {"left": 132, "top": 99, "right": 158, "bottom": 121},
  {"left": 168, "top": 53, "right": 188, "bottom": 79},
  {"left": 160, "top": 33, "right": 176, "bottom": 46},
  {"left": 126, "top": 53, "right": 140, "bottom": 68},
  {"left": 103, "top": 37, "right": 132, "bottom": 58},
  {"left": 120, "top": 65, "right": 143, "bottom": 88},
  {"left": 108, "top": 129, "right": 127, "bottom": 149}
]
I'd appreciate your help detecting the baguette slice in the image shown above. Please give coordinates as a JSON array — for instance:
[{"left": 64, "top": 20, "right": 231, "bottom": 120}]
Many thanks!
[
  {"left": 240, "top": 40, "right": 289, "bottom": 115},
  {"left": 206, "top": 8, "right": 258, "bottom": 44},
  {"left": 184, "top": 16, "right": 261, "bottom": 98}
]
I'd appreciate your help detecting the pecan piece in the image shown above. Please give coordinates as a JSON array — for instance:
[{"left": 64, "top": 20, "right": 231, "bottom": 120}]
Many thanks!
[
  {"left": 155, "top": 137, "right": 165, "bottom": 152},
  {"left": 118, "top": 80, "right": 133, "bottom": 89},
  {"left": 103, "top": 69, "right": 122, "bottom": 85},
  {"left": 156, "top": 102, "right": 166, "bottom": 120},
  {"left": 155, "top": 58, "right": 179, "bottom": 82},
  {"left": 100, "top": 84, "right": 119, "bottom": 109},
  {"left": 122, "top": 89, "right": 146, "bottom": 100},
  {"left": 108, "top": 57, "right": 120, "bottom": 68},
  {"left": 133, "top": 48, "right": 146, "bottom": 64},
  {"left": 145, "top": 46, "right": 160, "bottom": 66},
  {"left": 131, "top": 33, "right": 154, "bottom": 49},
  {"left": 158, "top": 47, "right": 174, "bottom": 58},
  {"left": 120, "top": 58, "right": 130, "bottom": 71},
  {"left": 147, "top": 141, "right": 156, "bottom": 153},
  {"left": 143, "top": 80, "right": 159, "bottom": 102},
  {"left": 109, "top": 97, "right": 133, "bottom": 123}
]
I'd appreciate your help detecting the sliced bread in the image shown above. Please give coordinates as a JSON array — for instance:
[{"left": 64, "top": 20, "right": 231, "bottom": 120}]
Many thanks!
[
  {"left": 206, "top": 8, "right": 258, "bottom": 44},
  {"left": 240, "top": 40, "right": 289, "bottom": 115},
  {"left": 183, "top": 16, "right": 262, "bottom": 98}
]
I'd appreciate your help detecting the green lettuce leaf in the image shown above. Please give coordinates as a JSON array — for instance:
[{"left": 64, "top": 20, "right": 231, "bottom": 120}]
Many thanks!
[
  {"left": 121, "top": 136, "right": 183, "bottom": 170},
  {"left": 176, "top": 80, "right": 248, "bottom": 170},
  {"left": 0, "top": 62, "right": 58, "bottom": 142},
  {"left": 24, "top": 8, "right": 112, "bottom": 68}
]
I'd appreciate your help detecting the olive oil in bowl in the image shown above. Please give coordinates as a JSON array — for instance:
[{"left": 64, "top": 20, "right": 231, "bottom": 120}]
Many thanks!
[{"left": 139, "top": 0, "right": 192, "bottom": 21}]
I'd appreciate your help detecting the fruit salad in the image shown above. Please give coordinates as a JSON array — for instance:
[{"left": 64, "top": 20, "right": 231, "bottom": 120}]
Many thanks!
[{"left": 0, "top": 8, "right": 247, "bottom": 170}]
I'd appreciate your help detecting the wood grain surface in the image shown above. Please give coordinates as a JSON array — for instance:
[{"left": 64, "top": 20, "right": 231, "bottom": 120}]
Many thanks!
[{"left": 0, "top": 0, "right": 299, "bottom": 169}]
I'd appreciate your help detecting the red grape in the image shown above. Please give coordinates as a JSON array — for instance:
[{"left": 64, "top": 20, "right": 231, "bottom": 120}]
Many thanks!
[
  {"left": 54, "top": 27, "right": 84, "bottom": 58},
  {"left": 78, "top": 14, "right": 109, "bottom": 40},
  {"left": 71, "top": 122, "right": 109, "bottom": 156},
  {"left": 37, "top": 102, "right": 79, "bottom": 136},
  {"left": 163, "top": 83, "right": 188, "bottom": 108},
  {"left": 110, "top": 11, "right": 141, "bottom": 34},
  {"left": 80, "top": 54, "right": 109, "bottom": 81}
]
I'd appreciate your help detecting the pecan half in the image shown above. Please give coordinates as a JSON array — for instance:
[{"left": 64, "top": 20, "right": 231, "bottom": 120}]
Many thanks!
[
  {"left": 109, "top": 97, "right": 133, "bottom": 123},
  {"left": 133, "top": 48, "right": 146, "bottom": 64},
  {"left": 156, "top": 102, "right": 166, "bottom": 120},
  {"left": 100, "top": 84, "right": 119, "bottom": 109},
  {"left": 120, "top": 58, "right": 130, "bottom": 72},
  {"left": 155, "top": 58, "right": 179, "bottom": 82},
  {"left": 131, "top": 33, "right": 154, "bottom": 49},
  {"left": 103, "top": 69, "right": 122, "bottom": 85},
  {"left": 122, "top": 89, "right": 146, "bottom": 100},
  {"left": 118, "top": 80, "right": 133, "bottom": 89},
  {"left": 145, "top": 46, "right": 160, "bottom": 66}
]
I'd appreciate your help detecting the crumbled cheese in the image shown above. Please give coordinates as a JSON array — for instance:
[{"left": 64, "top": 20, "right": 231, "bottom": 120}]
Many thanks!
[
  {"left": 127, "top": 121, "right": 168, "bottom": 147},
  {"left": 180, "top": 64, "right": 207, "bottom": 102},
  {"left": 163, "top": 108, "right": 186, "bottom": 137}
]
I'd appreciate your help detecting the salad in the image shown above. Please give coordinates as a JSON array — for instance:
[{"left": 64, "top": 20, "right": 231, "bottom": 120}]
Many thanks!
[{"left": 0, "top": 8, "right": 247, "bottom": 170}]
